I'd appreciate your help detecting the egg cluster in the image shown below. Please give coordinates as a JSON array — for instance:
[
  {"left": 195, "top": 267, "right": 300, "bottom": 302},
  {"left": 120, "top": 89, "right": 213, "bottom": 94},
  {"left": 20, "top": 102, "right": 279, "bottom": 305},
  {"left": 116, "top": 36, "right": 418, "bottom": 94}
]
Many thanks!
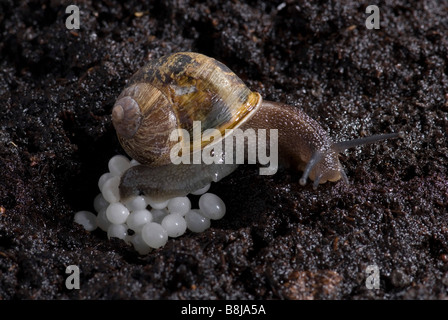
[{"left": 74, "top": 155, "right": 226, "bottom": 254}]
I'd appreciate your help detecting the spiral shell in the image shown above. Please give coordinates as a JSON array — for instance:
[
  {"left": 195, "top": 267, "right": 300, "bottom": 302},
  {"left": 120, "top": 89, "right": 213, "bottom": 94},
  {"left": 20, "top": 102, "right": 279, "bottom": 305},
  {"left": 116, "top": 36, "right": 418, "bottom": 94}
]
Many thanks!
[{"left": 112, "top": 52, "right": 262, "bottom": 166}]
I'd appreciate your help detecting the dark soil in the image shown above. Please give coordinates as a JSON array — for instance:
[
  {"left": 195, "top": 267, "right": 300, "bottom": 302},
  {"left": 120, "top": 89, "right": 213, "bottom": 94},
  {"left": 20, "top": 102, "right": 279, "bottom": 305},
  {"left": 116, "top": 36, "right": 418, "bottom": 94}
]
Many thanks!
[{"left": 1, "top": 0, "right": 447, "bottom": 300}]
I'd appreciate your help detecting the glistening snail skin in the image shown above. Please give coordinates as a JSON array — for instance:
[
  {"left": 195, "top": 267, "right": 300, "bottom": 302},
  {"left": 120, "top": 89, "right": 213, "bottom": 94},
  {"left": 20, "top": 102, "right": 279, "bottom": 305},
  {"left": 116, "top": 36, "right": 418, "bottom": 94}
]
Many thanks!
[{"left": 111, "top": 52, "right": 400, "bottom": 200}]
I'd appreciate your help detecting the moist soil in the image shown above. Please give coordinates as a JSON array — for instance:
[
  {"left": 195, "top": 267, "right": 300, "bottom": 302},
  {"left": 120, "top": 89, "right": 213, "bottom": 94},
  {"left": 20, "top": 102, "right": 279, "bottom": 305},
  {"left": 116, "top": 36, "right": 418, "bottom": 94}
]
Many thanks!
[{"left": 0, "top": 0, "right": 447, "bottom": 299}]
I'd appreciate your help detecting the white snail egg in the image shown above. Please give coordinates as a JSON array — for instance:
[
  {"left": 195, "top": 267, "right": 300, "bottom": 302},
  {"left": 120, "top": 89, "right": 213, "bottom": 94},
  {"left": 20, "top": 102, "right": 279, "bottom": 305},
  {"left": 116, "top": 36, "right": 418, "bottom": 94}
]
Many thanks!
[
  {"left": 74, "top": 211, "right": 98, "bottom": 231},
  {"left": 106, "top": 203, "right": 130, "bottom": 224},
  {"left": 93, "top": 193, "right": 109, "bottom": 213},
  {"left": 98, "top": 172, "right": 112, "bottom": 191},
  {"left": 199, "top": 193, "right": 226, "bottom": 220},
  {"left": 141, "top": 222, "right": 168, "bottom": 249},
  {"left": 108, "top": 154, "right": 131, "bottom": 176},
  {"left": 74, "top": 154, "right": 228, "bottom": 254},
  {"left": 161, "top": 213, "right": 187, "bottom": 237},
  {"left": 96, "top": 208, "right": 111, "bottom": 232},
  {"left": 101, "top": 176, "right": 121, "bottom": 203},
  {"left": 185, "top": 209, "right": 211, "bottom": 233},
  {"left": 126, "top": 209, "right": 152, "bottom": 232},
  {"left": 151, "top": 208, "right": 169, "bottom": 224},
  {"left": 167, "top": 196, "right": 191, "bottom": 215},
  {"left": 145, "top": 196, "right": 169, "bottom": 210},
  {"left": 107, "top": 223, "right": 128, "bottom": 240},
  {"left": 131, "top": 233, "right": 151, "bottom": 255},
  {"left": 123, "top": 195, "right": 147, "bottom": 212}
]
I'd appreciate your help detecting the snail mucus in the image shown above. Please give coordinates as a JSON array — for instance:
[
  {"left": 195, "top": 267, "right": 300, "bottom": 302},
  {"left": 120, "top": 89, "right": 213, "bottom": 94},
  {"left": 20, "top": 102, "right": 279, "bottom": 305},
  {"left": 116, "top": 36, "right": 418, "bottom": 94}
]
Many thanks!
[{"left": 112, "top": 52, "right": 400, "bottom": 201}]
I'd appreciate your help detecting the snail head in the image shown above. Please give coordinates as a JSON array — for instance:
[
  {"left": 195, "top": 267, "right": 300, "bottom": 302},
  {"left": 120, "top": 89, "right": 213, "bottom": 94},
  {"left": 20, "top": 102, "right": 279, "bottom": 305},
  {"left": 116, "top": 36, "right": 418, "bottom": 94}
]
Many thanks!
[{"left": 300, "top": 132, "right": 401, "bottom": 189}]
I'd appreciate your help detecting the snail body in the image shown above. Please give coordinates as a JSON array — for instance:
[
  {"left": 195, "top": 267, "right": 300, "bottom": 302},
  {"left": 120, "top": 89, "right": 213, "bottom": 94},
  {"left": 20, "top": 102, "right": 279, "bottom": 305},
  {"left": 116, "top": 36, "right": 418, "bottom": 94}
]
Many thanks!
[{"left": 112, "top": 52, "right": 398, "bottom": 201}]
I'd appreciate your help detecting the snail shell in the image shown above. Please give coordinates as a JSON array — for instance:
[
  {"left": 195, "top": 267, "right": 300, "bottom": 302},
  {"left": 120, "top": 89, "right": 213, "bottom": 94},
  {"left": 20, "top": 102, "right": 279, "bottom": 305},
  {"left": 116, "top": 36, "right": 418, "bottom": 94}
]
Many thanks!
[{"left": 112, "top": 52, "right": 261, "bottom": 167}]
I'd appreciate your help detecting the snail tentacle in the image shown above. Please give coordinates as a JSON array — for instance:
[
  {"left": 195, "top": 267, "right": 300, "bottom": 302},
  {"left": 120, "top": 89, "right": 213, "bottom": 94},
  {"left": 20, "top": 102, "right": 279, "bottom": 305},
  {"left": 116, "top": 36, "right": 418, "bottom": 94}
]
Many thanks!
[
  {"left": 299, "top": 150, "right": 323, "bottom": 186},
  {"left": 332, "top": 132, "right": 400, "bottom": 153}
]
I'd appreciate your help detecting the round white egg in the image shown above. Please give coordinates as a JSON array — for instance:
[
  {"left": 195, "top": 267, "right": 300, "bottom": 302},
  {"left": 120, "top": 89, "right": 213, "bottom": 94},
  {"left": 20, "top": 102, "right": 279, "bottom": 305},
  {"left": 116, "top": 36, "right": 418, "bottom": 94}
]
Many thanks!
[
  {"left": 96, "top": 208, "right": 111, "bottom": 232},
  {"left": 101, "top": 176, "right": 121, "bottom": 203},
  {"left": 199, "top": 193, "right": 226, "bottom": 220},
  {"left": 107, "top": 223, "right": 127, "bottom": 240},
  {"left": 185, "top": 209, "right": 210, "bottom": 233},
  {"left": 141, "top": 222, "right": 168, "bottom": 249},
  {"left": 124, "top": 195, "right": 147, "bottom": 212},
  {"left": 74, "top": 211, "right": 98, "bottom": 231},
  {"left": 162, "top": 213, "right": 187, "bottom": 237},
  {"left": 126, "top": 209, "right": 152, "bottom": 232},
  {"left": 106, "top": 203, "right": 130, "bottom": 224},
  {"left": 145, "top": 196, "right": 169, "bottom": 210},
  {"left": 167, "top": 197, "right": 191, "bottom": 215},
  {"left": 108, "top": 154, "right": 131, "bottom": 176}
]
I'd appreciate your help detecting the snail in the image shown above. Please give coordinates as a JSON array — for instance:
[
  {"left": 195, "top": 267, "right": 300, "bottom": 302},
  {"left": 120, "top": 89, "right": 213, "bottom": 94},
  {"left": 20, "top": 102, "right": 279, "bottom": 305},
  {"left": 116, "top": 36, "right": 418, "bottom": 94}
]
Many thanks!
[{"left": 112, "top": 52, "right": 399, "bottom": 201}]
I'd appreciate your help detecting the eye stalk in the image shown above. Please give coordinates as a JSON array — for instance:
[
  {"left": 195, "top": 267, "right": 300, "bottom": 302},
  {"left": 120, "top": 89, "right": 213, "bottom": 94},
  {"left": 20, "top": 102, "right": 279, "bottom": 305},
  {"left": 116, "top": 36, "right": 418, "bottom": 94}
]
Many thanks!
[
  {"left": 331, "top": 132, "right": 402, "bottom": 153},
  {"left": 299, "top": 151, "right": 323, "bottom": 186}
]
